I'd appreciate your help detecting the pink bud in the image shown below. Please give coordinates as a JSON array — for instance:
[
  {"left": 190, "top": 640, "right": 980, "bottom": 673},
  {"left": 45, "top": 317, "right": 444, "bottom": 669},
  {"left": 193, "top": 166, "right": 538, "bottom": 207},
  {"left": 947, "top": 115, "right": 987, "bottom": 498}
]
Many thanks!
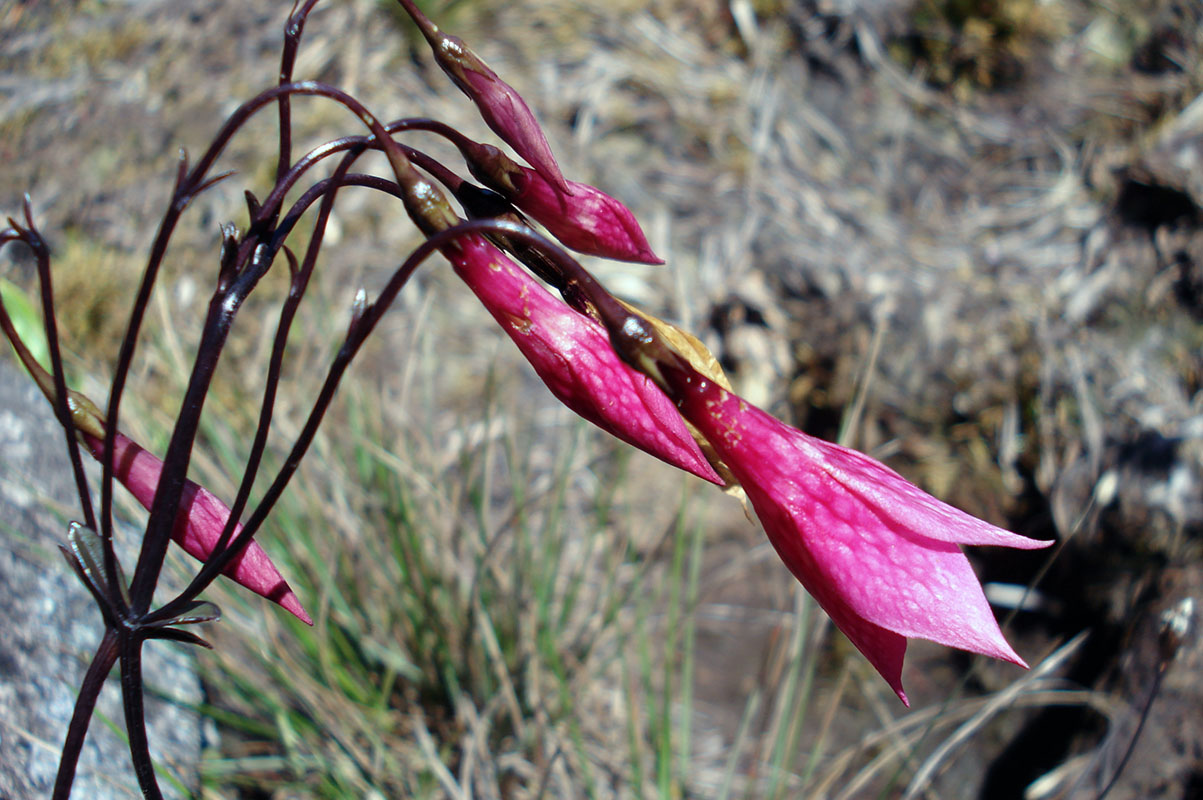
[
  {"left": 429, "top": 32, "right": 568, "bottom": 193},
  {"left": 668, "top": 376, "right": 1048, "bottom": 704},
  {"left": 83, "top": 433, "right": 312, "bottom": 625},
  {"left": 504, "top": 167, "right": 664, "bottom": 265},
  {"left": 446, "top": 236, "right": 720, "bottom": 484}
]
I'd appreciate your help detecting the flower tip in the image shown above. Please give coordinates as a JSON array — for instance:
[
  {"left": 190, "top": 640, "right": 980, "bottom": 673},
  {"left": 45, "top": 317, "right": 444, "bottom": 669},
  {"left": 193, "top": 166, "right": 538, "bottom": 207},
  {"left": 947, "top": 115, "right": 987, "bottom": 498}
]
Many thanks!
[
  {"left": 990, "top": 641, "right": 1029, "bottom": 670},
  {"left": 951, "top": 621, "right": 1030, "bottom": 671},
  {"left": 277, "top": 590, "right": 313, "bottom": 626},
  {"left": 873, "top": 652, "right": 909, "bottom": 705},
  {"left": 532, "top": 161, "right": 570, "bottom": 195},
  {"left": 631, "top": 249, "right": 666, "bottom": 266},
  {"left": 604, "top": 234, "right": 666, "bottom": 265}
]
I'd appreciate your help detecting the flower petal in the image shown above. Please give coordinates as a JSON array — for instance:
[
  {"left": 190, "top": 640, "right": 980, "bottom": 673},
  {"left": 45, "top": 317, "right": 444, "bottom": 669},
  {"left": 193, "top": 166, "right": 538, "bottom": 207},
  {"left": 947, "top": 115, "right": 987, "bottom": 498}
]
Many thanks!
[
  {"left": 506, "top": 168, "right": 663, "bottom": 264},
  {"left": 669, "top": 379, "right": 1047, "bottom": 701},
  {"left": 84, "top": 433, "right": 312, "bottom": 625},
  {"left": 446, "top": 236, "right": 720, "bottom": 484},
  {"left": 803, "top": 435, "right": 1048, "bottom": 550},
  {"left": 454, "top": 64, "right": 569, "bottom": 193}
]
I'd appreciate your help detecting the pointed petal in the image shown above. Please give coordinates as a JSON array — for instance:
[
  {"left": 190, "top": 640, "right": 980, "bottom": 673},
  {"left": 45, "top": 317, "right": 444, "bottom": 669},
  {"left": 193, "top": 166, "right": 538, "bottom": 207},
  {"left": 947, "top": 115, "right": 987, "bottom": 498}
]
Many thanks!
[
  {"left": 804, "top": 435, "right": 1048, "bottom": 550},
  {"left": 174, "top": 479, "right": 313, "bottom": 625},
  {"left": 747, "top": 454, "right": 1027, "bottom": 666},
  {"left": 446, "top": 236, "right": 720, "bottom": 484},
  {"left": 507, "top": 169, "right": 663, "bottom": 264},
  {"left": 671, "top": 382, "right": 1044, "bottom": 699},
  {"left": 84, "top": 433, "right": 313, "bottom": 625}
]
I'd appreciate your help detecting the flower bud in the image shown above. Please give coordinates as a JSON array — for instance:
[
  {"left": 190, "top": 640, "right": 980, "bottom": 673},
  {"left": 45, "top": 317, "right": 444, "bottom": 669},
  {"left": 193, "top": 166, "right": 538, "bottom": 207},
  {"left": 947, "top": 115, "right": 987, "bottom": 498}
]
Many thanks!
[
  {"left": 462, "top": 145, "right": 661, "bottom": 264},
  {"left": 445, "top": 235, "right": 721, "bottom": 484},
  {"left": 82, "top": 432, "right": 312, "bottom": 625},
  {"left": 401, "top": 1, "right": 568, "bottom": 192}
]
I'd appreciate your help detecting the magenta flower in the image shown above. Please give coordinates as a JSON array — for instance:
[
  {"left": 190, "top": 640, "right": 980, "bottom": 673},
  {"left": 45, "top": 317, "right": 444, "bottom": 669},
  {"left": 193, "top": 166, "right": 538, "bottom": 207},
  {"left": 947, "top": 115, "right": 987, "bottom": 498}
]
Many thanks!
[
  {"left": 665, "top": 372, "right": 1048, "bottom": 704},
  {"left": 448, "top": 54, "right": 567, "bottom": 193},
  {"left": 403, "top": 2, "right": 568, "bottom": 193},
  {"left": 445, "top": 235, "right": 720, "bottom": 484},
  {"left": 499, "top": 166, "right": 663, "bottom": 265},
  {"left": 456, "top": 140, "right": 662, "bottom": 264},
  {"left": 83, "top": 432, "right": 312, "bottom": 625}
]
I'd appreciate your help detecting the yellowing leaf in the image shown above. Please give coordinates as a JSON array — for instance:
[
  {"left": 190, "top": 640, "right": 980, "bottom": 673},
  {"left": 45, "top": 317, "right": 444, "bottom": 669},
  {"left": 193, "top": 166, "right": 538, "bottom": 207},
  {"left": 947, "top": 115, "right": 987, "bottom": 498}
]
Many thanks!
[{"left": 618, "top": 299, "right": 744, "bottom": 498}]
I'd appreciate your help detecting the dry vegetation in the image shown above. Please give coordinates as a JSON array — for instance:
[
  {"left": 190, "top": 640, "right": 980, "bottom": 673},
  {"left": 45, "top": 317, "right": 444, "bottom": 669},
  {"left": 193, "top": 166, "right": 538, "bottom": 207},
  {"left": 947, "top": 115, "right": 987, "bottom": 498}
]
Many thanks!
[{"left": 2, "top": 0, "right": 1202, "bottom": 797}]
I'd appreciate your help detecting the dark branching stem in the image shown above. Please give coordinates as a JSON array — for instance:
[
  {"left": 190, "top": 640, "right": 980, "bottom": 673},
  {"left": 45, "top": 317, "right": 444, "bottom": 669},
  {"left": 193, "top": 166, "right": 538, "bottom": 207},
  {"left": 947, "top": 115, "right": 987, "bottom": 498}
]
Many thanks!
[
  {"left": 51, "top": 629, "right": 119, "bottom": 800},
  {"left": 114, "top": 82, "right": 441, "bottom": 615},
  {"left": 119, "top": 634, "right": 160, "bottom": 800},
  {"left": 0, "top": 212, "right": 97, "bottom": 533},
  {"left": 45, "top": 76, "right": 461, "bottom": 798},
  {"left": 100, "top": 156, "right": 233, "bottom": 558},
  {"left": 268, "top": 145, "right": 458, "bottom": 249},
  {"left": 123, "top": 80, "right": 428, "bottom": 616},
  {"left": 150, "top": 142, "right": 457, "bottom": 622},
  {"left": 257, "top": 117, "right": 471, "bottom": 229},
  {"left": 144, "top": 134, "right": 481, "bottom": 616},
  {"left": 277, "top": 0, "right": 324, "bottom": 184},
  {"left": 149, "top": 217, "right": 538, "bottom": 625},
  {"left": 160, "top": 145, "right": 367, "bottom": 615}
]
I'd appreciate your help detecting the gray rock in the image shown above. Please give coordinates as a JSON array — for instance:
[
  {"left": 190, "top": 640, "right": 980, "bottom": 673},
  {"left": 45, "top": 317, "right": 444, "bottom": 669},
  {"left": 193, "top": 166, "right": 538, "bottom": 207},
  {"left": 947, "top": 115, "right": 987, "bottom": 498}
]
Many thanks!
[{"left": 0, "top": 358, "right": 202, "bottom": 800}]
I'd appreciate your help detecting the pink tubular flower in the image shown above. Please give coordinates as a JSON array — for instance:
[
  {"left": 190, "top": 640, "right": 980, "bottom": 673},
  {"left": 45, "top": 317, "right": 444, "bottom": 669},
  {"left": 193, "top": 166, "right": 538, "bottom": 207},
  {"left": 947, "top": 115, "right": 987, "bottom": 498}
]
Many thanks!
[
  {"left": 502, "top": 167, "right": 663, "bottom": 265},
  {"left": 458, "top": 141, "right": 662, "bottom": 265},
  {"left": 446, "top": 235, "right": 720, "bottom": 484},
  {"left": 665, "top": 372, "right": 1049, "bottom": 704},
  {"left": 410, "top": 17, "right": 567, "bottom": 193},
  {"left": 83, "top": 432, "right": 312, "bottom": 625},
  {"left": 449, "top": 55, "right": 567, "bottom": 193}
]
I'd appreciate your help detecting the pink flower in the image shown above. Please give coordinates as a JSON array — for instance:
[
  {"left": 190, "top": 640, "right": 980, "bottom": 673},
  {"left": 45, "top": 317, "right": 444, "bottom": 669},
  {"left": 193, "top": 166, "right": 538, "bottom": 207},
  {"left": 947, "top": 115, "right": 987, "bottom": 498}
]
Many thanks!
[
  {"left": 502, "top": 167, "right": 663, "bottom": 265},
  {"left": 457, "top": 141, "right": 662, "bottom": 265},
  {"left": 665, "top": 372, "right": 1049, "bottom": 704},
  {"left": 416, "top": 24, "right": 567, "bottom": 193},
  {"left": 83, "top": 432, "right": 312, "bottom": 625},
  {"left": 445, "top": 235, "right": 720, "bottom": 484}
]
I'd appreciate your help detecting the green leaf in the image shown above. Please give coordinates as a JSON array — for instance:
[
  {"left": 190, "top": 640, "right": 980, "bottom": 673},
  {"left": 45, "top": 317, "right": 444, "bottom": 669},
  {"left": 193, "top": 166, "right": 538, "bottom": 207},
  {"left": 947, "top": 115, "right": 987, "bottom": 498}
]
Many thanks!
[{"left": 1, "top": 277, "right": 51, "bottom": 373}]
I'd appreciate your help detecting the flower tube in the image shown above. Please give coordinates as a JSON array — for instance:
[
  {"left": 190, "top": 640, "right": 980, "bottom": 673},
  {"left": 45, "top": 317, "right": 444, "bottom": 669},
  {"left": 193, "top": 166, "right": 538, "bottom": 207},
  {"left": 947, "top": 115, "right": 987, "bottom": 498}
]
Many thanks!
[
  {"left": 458, "top": 141, "right": 662, "bottom": 265},
  {"left": 595, "top": 306, "right": 1051, "bottom": 704},
  {"left": 660, "top": 366, "right": 1048, "bottom": 703},
  {"left": 399, "top": 0, "right": 568, "bottom": 192},
  {"left": 82, "top": 432, "right": 312, "bottom": 625},
  {"left": 446, "top": 235, "right": 720, "bottom": 484},
  {"left": 498, "top": 166, "right": 663, "bottom": 265}
]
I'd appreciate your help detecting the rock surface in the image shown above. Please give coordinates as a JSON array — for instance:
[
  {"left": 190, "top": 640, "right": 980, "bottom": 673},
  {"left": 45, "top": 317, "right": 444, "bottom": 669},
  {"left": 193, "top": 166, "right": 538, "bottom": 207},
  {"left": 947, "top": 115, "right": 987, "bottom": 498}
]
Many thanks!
[{"left": 0, "top": 358, "right": 203, "bottom": 800}]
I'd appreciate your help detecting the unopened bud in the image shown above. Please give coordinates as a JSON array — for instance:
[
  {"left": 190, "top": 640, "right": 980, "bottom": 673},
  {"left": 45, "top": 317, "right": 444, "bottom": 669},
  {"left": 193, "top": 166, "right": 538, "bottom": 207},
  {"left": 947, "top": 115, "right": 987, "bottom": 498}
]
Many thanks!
[
  {"left": 463, "top": 155, "right": 662, "bottom": 264},
  {"left": 400, "top": 175, "right": 460, "bottom": 236},
  {"left": 396, "top": 0, "right": 567, "bottom": 192}
]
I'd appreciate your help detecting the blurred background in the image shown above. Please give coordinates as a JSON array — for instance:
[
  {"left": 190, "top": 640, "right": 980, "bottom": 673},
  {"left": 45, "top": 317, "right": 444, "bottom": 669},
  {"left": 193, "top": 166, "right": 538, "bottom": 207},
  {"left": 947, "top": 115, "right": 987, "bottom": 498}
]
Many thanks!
[{"left": 1, "top": 0, "right": 1201, "bottom": 796}]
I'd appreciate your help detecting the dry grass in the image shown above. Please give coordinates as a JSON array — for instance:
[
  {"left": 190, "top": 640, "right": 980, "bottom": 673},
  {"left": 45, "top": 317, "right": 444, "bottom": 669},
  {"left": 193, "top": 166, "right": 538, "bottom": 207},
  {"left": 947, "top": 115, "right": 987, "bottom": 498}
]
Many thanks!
[{"left": 4, "top": 0, "right": 1203, "bottom": 796}]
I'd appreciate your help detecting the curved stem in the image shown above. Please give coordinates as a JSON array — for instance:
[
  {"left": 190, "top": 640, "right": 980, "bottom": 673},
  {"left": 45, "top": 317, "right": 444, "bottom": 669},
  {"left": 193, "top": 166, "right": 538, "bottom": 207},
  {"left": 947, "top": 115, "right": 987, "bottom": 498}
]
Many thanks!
[
  {"left": 196, "top": 145, "right": 366, "bottom": 583},
  {"left": 275, "top": 0, "right": 324, "bottom": 184},
  {"left": 273, "top": 173, "right": 402, "bottom": 246},
  {"left": 147, "top": 220, "right": 538, "bottom": 624},
  {"left": 124, "top": 81, "right": 431, "bottom": 615},
  {"left": 52, "top": 628, "right": 119, "bottom": 800},
  {"left": 255, "top": 118, "right": 473, "bottom": 229},
  {"left": 119, "top": 633, "right": 163, "bottom": 800},
  {"left": 1, "top": 216, "right": 98, "bottom": 533}
]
